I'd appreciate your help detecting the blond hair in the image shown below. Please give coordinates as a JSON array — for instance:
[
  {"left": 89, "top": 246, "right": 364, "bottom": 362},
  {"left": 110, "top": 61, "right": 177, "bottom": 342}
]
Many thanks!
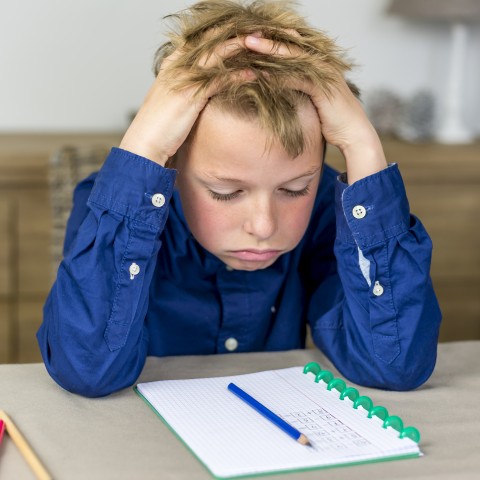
[{"left": 154, "top": 0, "right": 356, "bottom": 157}]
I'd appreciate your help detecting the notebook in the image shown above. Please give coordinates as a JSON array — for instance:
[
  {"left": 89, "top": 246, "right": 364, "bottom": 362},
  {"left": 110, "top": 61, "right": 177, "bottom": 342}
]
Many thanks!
[{"left": 135, "top": 362, "right": 422, "bottom": 479}]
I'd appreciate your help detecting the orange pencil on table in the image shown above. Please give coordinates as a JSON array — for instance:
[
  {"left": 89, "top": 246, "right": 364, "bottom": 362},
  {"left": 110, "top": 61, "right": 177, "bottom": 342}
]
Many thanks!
[{"left": 0, "top": 410, "right": 51, "bottom": 480}]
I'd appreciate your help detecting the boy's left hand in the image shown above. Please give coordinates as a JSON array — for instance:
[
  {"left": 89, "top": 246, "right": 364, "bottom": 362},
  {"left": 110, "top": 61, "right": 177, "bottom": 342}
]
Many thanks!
[{"left": 244, "top": 35, "right": 387, "bottom": 184}]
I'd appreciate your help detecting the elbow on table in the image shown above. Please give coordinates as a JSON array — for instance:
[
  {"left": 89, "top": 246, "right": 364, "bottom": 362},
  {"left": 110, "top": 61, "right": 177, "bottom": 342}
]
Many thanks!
[
  {"left": 37, "top": 314, "right": 148, "bottom": 397},
  {"left": 47, "top": 358, "right": 138, "bottom": 398},
  {"left": 53, "top": 368, "right": 131, "bottom": 398},
  {"left": 39, "top": 339, "right": 143, "bottom": 398},
  {"left": 345, "top": 352, "right": 438, "bottom": 392},
  {"left": 377, "top": 363, "right": 435, "bottom": 391}
]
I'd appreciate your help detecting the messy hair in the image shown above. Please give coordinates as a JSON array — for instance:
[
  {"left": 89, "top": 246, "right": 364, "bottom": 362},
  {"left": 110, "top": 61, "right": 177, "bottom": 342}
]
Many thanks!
[{"left": 154, "top": 0, "right": 356, "bottom": 157}]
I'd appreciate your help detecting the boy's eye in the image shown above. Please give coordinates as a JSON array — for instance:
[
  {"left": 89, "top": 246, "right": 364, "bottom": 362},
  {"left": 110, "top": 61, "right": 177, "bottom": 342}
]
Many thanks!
[
  {"left": 281, "top": 185, "right": 311, "bottom": 198},
  {"left": 207, "top": 186, "right": 311, "bottom": 201},
  {"left": 208, "top": 190, "right": 242, "bottom": 202}
]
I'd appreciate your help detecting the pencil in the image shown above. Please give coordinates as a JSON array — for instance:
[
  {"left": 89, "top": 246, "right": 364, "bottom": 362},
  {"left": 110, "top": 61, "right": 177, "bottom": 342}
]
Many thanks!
[
  {"left": 227, "top": 383, "right": 312, "bottom": 446},
  {"left": 0, "top": 410, "right": 52, "bottom": 480}
]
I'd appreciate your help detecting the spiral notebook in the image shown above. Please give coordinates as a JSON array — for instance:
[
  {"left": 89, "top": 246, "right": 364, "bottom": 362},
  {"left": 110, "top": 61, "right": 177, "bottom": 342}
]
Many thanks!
[{"left": 135, "top": 362, "right": 422, "bottom": 479}]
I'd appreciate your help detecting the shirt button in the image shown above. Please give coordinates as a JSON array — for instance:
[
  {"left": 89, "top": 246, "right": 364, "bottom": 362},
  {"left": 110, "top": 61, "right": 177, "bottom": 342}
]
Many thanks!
[
  {"left": 129, "top": 262, "right": 140, "bottom": 280},
  {"left": 225, "top": 265, "right": 234, "bottom": 272},
  {"left": 373, "top": 281, "right": 384, "bottom": 296},
  {"left": 225, "top": 337, "right": 238, "bottom": 352},
  {"left": 151, "top": 193, "right": 166, "bottom": 208},
  {"left": 270, "top": 306, "right": 276, "bottom": 314},
  {"left": 352, "top": 205, "right": 366, "bottom": 219}
]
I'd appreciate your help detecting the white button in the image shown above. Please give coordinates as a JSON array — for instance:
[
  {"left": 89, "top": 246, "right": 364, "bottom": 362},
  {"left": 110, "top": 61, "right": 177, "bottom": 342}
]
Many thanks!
[
  {"left": 151, "top": 193, "right": 166, "bottom": 208},
  {"left": 373, "top": 281, "right": 384, "bottom": 296},
  {"left": 271, "top": 306, "right": 276, "bottom": 314},
  {"left": 225, "top": 265, "right": 234, "bottom": 272},
  {"left": 129, "top": 262, "right": 140, "bottom": 280},
  {"left": 225, "top": 337, "right": 238, "bottom": 351},
  {"left": 352, "top": 205, "right": 366, "bottom": 219}
]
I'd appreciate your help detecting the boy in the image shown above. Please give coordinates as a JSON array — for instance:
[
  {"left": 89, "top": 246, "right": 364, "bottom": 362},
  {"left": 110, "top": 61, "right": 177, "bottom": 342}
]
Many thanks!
[{"left": 37, "top": 0, "right": 441, "bottom": 397}]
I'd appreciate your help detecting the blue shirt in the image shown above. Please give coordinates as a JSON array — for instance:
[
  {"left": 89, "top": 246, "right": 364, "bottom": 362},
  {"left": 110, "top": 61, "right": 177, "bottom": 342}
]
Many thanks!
[{"left": 37, "top": 148, "right": 442, "bottom": 397}]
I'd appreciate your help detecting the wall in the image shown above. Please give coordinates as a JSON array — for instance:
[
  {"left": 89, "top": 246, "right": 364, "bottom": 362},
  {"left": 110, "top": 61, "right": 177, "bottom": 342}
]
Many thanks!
[{"left": 0, "top": 0, "right": 479, "bottom": 134}]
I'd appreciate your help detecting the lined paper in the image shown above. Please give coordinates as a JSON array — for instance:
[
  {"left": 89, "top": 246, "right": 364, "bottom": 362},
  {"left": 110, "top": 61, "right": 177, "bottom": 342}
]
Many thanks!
[{"left": 137, "top": 367, "right": 420, "bottom": 478}]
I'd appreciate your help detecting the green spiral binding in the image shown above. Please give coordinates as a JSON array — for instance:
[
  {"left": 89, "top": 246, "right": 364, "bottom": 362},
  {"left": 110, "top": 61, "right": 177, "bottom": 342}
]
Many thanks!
[
  {"left": 383, "top": 416, "right": 421, "bottom": 443},
  {"left": 400, "top": 426, "right": 421, "bottom": 443},
  {"left": 353, "top": 395, "right": 373, "bottom": 411},
  {"left": 340, "top": 387, "right": 359, "bottom": 401},
  {"left": 303, "top": 362, "right": 322, "bottom": 375},
  {"left": 315, "top": 370, "right": 334, "bottom": 384},
  {"left": 302, "top": 361, "right": 421, "bottom": 443},
  {"left": 303, "top": 362, "right": 334, "bottom": 384},
  {"left": 383, "top": 415, "right": 403, "bottom": 431},
  {"left": 327, "top": 378, "right": 346, "bottom": 393},
  {"left": 368, "top": 405, "right": 389, "bottom": 420}
]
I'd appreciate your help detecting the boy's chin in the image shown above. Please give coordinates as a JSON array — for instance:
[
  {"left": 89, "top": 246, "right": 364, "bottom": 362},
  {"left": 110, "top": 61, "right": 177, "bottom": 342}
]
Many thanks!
[{"left": 222, "top": 257, "right": 279, "bottom": 272}]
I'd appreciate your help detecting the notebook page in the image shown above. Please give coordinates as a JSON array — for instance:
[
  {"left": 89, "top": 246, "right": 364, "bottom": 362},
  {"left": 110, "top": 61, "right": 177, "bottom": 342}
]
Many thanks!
[{"left": 137, "top": 367, "right": 420, "bottom": 478}]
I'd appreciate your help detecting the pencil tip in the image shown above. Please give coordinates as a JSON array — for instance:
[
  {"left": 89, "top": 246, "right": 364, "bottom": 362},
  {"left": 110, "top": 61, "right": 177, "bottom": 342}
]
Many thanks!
[{"left": 298, "top": 434, "right": 313, "bottom": 446}]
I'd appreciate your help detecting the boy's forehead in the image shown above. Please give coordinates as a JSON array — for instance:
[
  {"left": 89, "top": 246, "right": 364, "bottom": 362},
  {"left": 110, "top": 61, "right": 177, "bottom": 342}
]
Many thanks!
[
  {"left": 185, "top": 106, "right": 323, "bottom": 184},
  {"left": 196, "top": 101, "right": 322, "bottom": 148}
]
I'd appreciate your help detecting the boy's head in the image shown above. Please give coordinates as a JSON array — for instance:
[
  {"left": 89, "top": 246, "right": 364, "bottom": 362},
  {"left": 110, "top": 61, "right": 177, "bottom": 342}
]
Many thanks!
[
  {"left": 154, "top": 0, "right": 355, "bottom": 158},
  {"left": 175, "top": 98, "right": 324, "bottom": 271},
  {"left": 155, "top": 0, "right": 355, "bottom": 270}
]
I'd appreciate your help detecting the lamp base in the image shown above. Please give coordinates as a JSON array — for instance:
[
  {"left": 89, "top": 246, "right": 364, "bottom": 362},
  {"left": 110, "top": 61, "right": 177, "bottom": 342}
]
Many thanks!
[{"left": 435, "top": 22, "right": 476, "bottom": 145}]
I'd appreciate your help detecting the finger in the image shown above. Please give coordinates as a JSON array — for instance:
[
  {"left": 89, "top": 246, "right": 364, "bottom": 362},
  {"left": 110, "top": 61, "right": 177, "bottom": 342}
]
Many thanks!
[
  {"left": 284, "top": 28, "right": 301, "bottom": 39},
  {"left": 283, "top": 75, "right": 318, "bottom": 100},
  {"left": 198, "top": 33, "right": 303, "bottom": 69},
  {"left": 244, "top": 35, "right": 302, "bottom": 57},
  {"left": 198, "top": 37, "right": 245, "bottom": 68},
  {"left": 157, "top": 46, "right": 185, "bottom": 72},
  {"left": 162, "top": 35, "right": 246, "bottom": 71}
]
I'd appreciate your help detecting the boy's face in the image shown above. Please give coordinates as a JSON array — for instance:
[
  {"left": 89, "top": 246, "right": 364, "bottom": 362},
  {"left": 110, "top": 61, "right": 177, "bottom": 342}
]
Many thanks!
[{"left": 175, "top": 102, "right": 324, "bottom": 271}]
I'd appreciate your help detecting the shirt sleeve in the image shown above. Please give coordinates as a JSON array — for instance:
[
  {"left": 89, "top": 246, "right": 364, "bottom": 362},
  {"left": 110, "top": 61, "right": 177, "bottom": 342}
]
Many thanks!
[
  {"left": 37, "top": 147, "right": 177, "bottom": 397},
  {"left": 308, "top": 164, "right": 442, "bottom": 391}
]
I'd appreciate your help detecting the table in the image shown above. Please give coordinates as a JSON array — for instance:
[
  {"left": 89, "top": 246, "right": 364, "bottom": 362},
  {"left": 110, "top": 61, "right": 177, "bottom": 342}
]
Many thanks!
[{"left": 0, "top": 341, "right": 479, "bottom": 479}]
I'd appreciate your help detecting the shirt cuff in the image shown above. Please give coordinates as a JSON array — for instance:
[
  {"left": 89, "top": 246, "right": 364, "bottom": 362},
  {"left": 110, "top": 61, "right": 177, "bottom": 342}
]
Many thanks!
[
  {"left": 87, "top": 147, "right": 177, "bottom": 230},
  {"left": 335, "top": 164, "right": 410, "bottom": 248}
]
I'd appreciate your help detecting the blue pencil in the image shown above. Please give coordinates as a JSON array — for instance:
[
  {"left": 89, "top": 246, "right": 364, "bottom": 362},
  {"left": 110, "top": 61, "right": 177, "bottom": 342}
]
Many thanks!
[{"left": 227, "top": 383, "right": 312, "bottom": 446}]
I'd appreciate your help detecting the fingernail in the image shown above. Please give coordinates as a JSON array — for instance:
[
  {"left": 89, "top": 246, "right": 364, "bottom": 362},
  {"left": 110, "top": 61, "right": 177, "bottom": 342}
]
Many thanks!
[{"left": 246, "top": 35, "right": 260, "bottom": 45}]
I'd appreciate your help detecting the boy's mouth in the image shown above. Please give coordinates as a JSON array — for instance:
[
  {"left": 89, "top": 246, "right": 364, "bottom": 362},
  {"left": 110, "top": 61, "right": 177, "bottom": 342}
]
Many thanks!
[{"left": 228, "top": 249, "right": 282, "bottom": 262}]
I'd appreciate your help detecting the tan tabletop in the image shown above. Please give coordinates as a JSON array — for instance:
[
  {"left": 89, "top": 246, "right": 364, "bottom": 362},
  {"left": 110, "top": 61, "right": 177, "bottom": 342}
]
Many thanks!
[{"left": 0, "top": 341, "right": 479, "bottom": 480}]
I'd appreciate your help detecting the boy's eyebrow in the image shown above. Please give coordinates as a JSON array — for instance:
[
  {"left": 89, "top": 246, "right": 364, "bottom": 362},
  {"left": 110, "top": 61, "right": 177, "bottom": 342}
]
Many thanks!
[
  {"left": 201, "top": 167, "right": 322, "bottom": 184},
  {"left": 281, "top": 167, "right": 323, "bottom": 183},
  {"left": 201, "top": 173, "right": 246, "bottom": 185}
]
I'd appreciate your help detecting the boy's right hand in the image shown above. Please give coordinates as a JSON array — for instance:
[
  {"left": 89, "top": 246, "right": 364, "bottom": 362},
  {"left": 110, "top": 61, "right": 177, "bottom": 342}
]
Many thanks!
[{"left": 119, "top": 38, "right": 252, "bottom": 166}]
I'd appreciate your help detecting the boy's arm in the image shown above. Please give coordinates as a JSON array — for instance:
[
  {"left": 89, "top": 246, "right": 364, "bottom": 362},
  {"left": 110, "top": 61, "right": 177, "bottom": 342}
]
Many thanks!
[
  {"left": 38, "top": 38, "right": 255, "bottom": 397},
  {"left": 244, "top": 34, "right": 387, "bottom": 184},
  {"left": 306, "top": 47, "right": 441, "bottom": 389},
  {"left": 37, "top": 148, "right": 176, "bottom": 397},
  {"left": 246, "top": 35, "right": 441, "bottom": 389},
  {"left": 305, "top": 165, "right": 441, "bottom": 390}
]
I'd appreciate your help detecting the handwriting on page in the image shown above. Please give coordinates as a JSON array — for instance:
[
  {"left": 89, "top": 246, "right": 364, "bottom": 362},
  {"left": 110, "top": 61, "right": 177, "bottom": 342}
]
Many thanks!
[{"left": 283, "top": 408, "right": 372, "bottom": 450}]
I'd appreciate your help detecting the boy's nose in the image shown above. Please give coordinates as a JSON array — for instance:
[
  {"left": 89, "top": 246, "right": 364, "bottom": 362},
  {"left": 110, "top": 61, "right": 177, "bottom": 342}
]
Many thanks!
[{"left": 243, "top": 197, "right": 277, "bottom": 240}]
